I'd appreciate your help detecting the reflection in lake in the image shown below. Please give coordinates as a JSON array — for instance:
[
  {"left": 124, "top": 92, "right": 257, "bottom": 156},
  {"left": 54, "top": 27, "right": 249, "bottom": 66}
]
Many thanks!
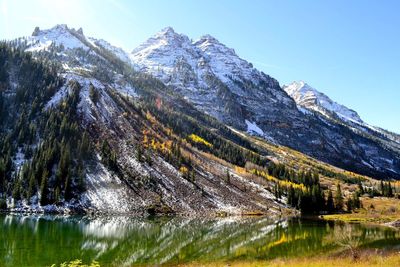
[{"left": 0, "top": 215, "right": 399, "bottom": 266}]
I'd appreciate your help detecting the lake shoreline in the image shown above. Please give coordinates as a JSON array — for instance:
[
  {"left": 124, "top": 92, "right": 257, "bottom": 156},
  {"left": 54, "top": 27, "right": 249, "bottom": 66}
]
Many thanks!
[
  {"left": 0, "top": 209, "right": 297, "bottom": 220},
  {"left": 318, "top": 197, "right": 400, "bottom": 228}
]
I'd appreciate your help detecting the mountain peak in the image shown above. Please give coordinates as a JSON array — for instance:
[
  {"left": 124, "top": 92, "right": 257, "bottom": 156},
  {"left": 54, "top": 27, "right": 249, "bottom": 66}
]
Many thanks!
[
  {"left": 77, "top": 27, "right": 84, "bottom": 35},
  {"left": 197, "top": 34, "right": 220, "bottom": 44},
  {"left": 53, "top": 24, "right": 69, "bottom": 30},
  {"left": 153, "top": 26, "right": 188, "bottom": 41},
  {"left": 131, "top": 27, "right": 191, "bottom": 55},
  {"left": 31, "top": 24, "right": 69, "bottom": 37},
  {"left": 26, "top": 24, "right": 89, "bottom": 52},
  {"left": 158, "top": 26, "right": 176, "bottom": 35},
  {"left": 284, "top": 81, "right": 364, "bottom": 124},
  {"left": 194, "top": 34, "right": 238, "bottom": 59}
]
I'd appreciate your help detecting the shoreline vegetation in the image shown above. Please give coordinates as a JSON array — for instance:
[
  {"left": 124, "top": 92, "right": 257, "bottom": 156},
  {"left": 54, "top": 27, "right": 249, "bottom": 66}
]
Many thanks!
[
  {"left": 321, "top": 197, "right": 400, "bottom": 227},
  {"left": 181, "top": 252, "right": 400, "bottom": 267},
  {"left": 52, "top": 249, "right": 400, "bottom": 267},
  {"left": 2, "top": 196, "right": 400, "bottom": 227},
  {"left": 3, "top": 196, "right": 400, "bottom": 227}
]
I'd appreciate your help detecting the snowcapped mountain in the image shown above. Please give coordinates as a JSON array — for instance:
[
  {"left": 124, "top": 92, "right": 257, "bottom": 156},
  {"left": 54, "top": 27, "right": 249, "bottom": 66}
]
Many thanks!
[
  {"left": 284, "top": 81, "right": 400, "bottom": 154},
  {"left": 19, "top": 24, "right": 134, "bottom": 74},
  {"left": 130, "top": 27, "right": 296, "bottom": 129},
  {"left": 4, "top": 25, "right": 296, "bottom": 215},
  {"left": 284, "top": 81, "right": 363, "bottom": 124},
  {"left": 3, "top": 24, "right": 400, "bottom": 215},
  {"left": 18, "top": 25, "right": 400, "bottom": 180},
  {"left": 130, "top": 27, "right": 262, "bottom": 85},
  {"left": 17, "top": 24, "right": 139, "bottom": 107}
]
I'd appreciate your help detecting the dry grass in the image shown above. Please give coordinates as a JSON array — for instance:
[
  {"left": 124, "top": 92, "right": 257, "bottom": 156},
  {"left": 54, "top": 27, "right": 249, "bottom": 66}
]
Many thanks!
[
  {"left": 322, "top": 197, "right": 400, "bottom": 224},
  {"left": 179, "top": 253, "right": 400, "bottom": 267}
]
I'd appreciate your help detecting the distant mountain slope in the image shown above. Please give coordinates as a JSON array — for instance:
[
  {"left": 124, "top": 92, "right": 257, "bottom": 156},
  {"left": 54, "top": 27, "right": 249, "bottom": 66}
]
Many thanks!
[
  {"left": 284, "top": 81, "right": 400, "bottom": 160},
  {"left": 283, "top": 81, "right": 363, "bottom": 124},
  {"left": 129, "top": 27, "right": 400, "bottom": 179}
]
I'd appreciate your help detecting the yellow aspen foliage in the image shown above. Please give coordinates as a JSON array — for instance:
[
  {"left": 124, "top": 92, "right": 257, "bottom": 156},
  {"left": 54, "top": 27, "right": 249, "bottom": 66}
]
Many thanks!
[
  {"left": 187, "top": 134, "right": 212, "bottom": 148},
  {"left": 234, "top": 166, "right": 247, "bottom": 175},
  {"left": 179, "top": 166, "right": 189, "bottom": 176},
  {"left": 249, "top": 169, "right": 306, "bottom": 192},
  {"left": 145, "top": 111, "right": 157, "bottom": 125},
  {"left": 151, "top": 138, "right": 157, "bottom": 150}
]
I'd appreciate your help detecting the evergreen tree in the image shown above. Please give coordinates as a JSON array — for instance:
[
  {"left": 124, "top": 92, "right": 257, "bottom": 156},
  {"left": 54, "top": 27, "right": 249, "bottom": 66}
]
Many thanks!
[
  {"left": 27, "top": 173, "right": 36, "bottom": 202},
  {"left": 226, "top": 169, "right": 231, "bottom": 184},
  {"left": 40, "top": 170, "right": 49, "bottom": 206},
  {"left": 64, "top": 173, "right": 72, "bottom": 201},
  {"left": 274, "top": 183, "right": 279, "bottom": 200},
  {"left": 388, "top": 182, "right": 394, "bottom": 197},
  {"left": 89, "top": 83, "right": 100, "bottom": 104},
  {"left": 12, "top": 179, "right": 22, "bottom": 201},
  {"left": 191, "top": 169, "right": 196, "bottom": 182},
  {"left": 326, "top": 190, "right": 335, "bottom": 212},
  {"left": 0, "top": 159, "right": 5, "bottom": 194},
  {"left": 55, "top": 186, "right": 60, "bottom": 204},
  {"left": 352, "top": 192, "right": 361, "bottom": 209},
  {"left": 357, "top": 180, "right": 364, "bottom": 195},
  {"left": 145, "top": 151, "right": 152, "bottom": 166},
  {"left": 346, "top": 196, "right": 353, "bottom": 212},
  {"left": 136, "top": 144, "right": 143, "bottom": 162},
  {"left": 0, "top": 197, "right": 7, "bottom": 210},
  {"left": 287, "top": 186, "right": 295, "bottom": 206},
  {"left": 335, "top": 183, "right": 344, "bottom": 211}
]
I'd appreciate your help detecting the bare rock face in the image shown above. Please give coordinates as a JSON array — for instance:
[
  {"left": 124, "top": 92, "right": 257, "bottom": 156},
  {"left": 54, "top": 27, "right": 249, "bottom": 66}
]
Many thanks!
[
  {"left": 32, "top": 26, "right": 40, "bottom": 36},
  {"left": 77, "top": 27, "right": 84, "bottom": 35}
]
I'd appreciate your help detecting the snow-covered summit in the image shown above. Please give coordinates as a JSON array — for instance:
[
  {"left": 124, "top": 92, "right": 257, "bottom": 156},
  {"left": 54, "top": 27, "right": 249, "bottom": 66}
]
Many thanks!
[
  {"left": 131, "top": 27, "right": 192, "bottom": 55},
  {"left": 26, "top": 24, "right": 89, "bottom": 52},
  {"left": 130, "top": 27, "right": 269, "bottom": 85},
  {"left": 22, "top": 24, "right": 137, "bottom": 72},
  {"left": 284, "top": 81, "right": 364, "bottom": 124},
  {"left": 193, "top": 34, "right": 258, "bottom": 84}
]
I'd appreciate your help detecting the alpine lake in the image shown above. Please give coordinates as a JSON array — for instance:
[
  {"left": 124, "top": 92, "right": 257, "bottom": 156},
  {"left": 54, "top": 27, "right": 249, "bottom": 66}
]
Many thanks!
[{"left": 0, "top": 214, "right": 399, "bottom": 266}]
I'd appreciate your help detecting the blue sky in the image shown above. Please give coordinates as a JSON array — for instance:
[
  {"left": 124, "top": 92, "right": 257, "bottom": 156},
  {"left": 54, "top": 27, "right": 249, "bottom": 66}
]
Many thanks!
[{"left": 1, "top": 0, "right": 399, "bottom": 133}]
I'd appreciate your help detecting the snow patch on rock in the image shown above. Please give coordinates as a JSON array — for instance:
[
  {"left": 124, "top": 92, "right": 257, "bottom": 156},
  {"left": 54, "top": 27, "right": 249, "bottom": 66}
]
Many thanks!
[{"left": 245, "top": 120, "right": 264, "bottom": 136}]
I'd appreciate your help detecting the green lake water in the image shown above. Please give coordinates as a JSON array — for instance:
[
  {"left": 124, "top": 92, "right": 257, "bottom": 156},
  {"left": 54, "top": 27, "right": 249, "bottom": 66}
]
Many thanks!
[{"left": 0, "top": 214, "right": 399, "bottom": 266}]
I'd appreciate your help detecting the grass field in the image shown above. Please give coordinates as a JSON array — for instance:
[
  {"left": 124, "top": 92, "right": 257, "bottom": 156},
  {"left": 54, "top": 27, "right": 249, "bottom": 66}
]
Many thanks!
[{"left": 56, "top": 252, "right": 400, "bottom": 267}]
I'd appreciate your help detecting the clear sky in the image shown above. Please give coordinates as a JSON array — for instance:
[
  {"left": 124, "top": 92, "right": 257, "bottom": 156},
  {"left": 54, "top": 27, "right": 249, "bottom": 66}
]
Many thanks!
[{"left": 1, "top": 0, "right": 399, "bottom": 133}]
